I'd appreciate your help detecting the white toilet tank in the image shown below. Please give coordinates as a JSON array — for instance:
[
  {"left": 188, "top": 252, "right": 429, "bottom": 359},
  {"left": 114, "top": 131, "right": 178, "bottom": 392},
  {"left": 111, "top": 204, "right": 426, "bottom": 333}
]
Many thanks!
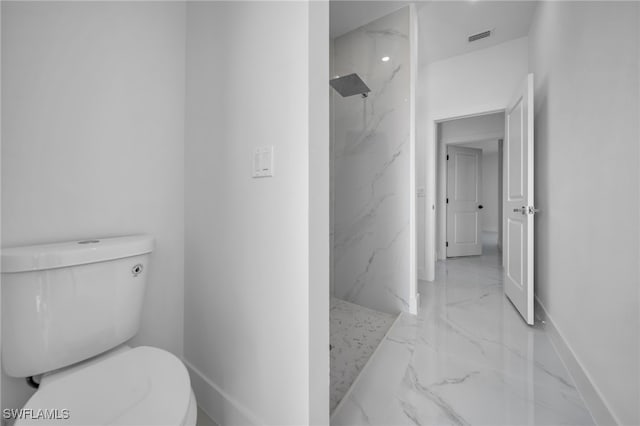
[{"left": 1, "top": 235, "right": 154, "bottom": 378}]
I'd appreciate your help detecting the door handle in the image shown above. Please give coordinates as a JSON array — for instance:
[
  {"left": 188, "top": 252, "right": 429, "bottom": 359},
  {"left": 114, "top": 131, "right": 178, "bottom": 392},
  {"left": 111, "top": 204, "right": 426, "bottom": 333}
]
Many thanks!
[
  {"left": 513, "top": 206, "right": 541, "bottom": 215},
  {"left": 478, "top": 205, "right": 484, "bottom": 209}
]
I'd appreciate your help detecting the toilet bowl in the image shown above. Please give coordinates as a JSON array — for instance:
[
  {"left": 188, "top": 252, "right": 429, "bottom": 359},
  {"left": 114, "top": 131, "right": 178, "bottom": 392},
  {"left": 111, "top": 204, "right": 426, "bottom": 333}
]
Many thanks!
[
  {"left": 16, "top": 346, "right": 197, "bottom": 426},
  {"left": 1, "top": 235, "right": 197, "bottom": 426}
]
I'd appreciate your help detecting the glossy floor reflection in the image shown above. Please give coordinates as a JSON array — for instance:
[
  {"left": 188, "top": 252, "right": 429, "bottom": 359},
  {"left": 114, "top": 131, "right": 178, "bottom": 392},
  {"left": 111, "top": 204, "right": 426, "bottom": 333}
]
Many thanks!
[{"left": 332, "top": 234, "right": 595, "bottom": 425}]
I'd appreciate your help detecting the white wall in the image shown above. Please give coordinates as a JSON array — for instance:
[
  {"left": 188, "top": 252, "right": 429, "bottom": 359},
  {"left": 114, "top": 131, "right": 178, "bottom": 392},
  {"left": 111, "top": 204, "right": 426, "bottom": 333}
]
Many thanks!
[
  {"left": 1, "top": 1, "right": 185, "bottom": 412},
  {"left": 0, "top": 2, "right": 4, "bottom": 414},
  {"left": 417, "top": 37, "right": 528, "bottom": 278},
  {"left": 332, "top": 7, "right": 413, "bottom": 314},
  {"left": 529, "top": 2, "right": 639, "bottom": 424},
  {"left": 0, "top": 1, "right": 5, "bottom": 414},
  {"left": 184, "top": 2, "right": 328, "bottom": 425},
  {"left": 481, "top": 151, "right": 499, "bottom": 233},
  {"left": 439, "top": 113, "right": 504, "bottom": 145},
  {"left": 330, "top": 38, "right": 336, "bottom": 299},
  {"left": 308, "top": 1, "right": 330, "bottom": 423}
]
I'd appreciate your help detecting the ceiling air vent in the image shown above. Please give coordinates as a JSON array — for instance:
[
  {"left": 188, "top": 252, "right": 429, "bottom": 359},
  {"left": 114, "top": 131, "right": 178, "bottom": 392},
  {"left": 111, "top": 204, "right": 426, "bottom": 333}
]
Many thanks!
[{"left": 468, "top": 30, "right": 492, "bottom": 43}]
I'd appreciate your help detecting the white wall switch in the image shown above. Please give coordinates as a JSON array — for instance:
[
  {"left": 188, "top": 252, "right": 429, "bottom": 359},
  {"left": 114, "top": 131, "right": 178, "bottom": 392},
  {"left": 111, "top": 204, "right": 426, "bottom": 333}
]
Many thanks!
[{"left": 252, "top": 146, "right": 274, "bottom": 178}]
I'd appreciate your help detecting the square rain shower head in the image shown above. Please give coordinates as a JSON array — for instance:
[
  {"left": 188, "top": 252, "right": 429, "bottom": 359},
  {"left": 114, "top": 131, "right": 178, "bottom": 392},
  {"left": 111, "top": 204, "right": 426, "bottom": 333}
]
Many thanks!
[{"left": 330, "top": 73, "right": 371, "bottom": 98}]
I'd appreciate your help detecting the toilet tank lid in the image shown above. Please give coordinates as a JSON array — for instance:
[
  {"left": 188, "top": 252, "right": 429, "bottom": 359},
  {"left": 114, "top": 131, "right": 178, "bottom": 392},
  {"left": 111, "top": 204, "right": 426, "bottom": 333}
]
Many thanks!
[{"left": 1, "top": 235, "right": 154, "bottom": 273}]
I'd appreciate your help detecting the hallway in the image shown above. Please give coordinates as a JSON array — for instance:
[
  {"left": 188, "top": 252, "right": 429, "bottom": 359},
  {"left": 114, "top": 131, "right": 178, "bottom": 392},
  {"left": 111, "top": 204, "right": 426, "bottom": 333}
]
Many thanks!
[{"left": 331, "top": 234, "right": 595, "bottom": 425}]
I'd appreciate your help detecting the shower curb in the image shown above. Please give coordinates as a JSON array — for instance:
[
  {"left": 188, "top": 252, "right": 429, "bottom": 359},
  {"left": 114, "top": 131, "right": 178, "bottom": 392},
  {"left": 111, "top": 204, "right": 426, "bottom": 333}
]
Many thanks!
[{"left": 330, "top": 309, "right": 404, "bottom": 420}]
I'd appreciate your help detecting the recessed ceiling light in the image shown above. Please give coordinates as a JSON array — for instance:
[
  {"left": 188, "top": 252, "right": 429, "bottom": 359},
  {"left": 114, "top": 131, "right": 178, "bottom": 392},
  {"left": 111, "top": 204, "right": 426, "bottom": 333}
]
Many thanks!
[{"left": 381, "top": 56, "right": 390, "bottom": 62}]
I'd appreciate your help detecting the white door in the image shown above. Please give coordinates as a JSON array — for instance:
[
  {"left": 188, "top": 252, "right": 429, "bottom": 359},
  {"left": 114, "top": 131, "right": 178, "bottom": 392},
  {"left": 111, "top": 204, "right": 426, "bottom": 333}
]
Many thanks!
[
  {"left": 504, "top": 73, "right": 536, "bottom": 325},
  {"left": 447, "top": 145, "right": 483, "bottom": 257}
]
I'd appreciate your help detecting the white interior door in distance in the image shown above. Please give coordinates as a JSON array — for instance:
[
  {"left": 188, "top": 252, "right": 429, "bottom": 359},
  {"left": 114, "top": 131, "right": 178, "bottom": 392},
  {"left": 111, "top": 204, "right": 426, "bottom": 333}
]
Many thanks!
[{"left": 447, "top": 145, "right": 483, "bottom": 257}]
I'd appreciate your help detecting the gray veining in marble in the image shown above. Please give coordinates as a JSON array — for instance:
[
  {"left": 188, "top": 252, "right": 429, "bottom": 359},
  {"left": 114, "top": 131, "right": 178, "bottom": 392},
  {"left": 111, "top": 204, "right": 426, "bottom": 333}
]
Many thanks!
[
  {"left": 332, "top": 235, "right": 596, "bottom": 425},
  {"left": 330, "top": 298, "right": 396, "bottom": 413},
  {"left": 332, "top": 6, "right": 411, "bottom": 315}
]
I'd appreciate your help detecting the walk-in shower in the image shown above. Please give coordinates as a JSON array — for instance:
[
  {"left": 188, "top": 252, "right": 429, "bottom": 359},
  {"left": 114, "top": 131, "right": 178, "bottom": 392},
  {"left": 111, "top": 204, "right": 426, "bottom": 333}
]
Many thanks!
[{"left": 329, "top": 3, "right": 417, "bottom": 416}]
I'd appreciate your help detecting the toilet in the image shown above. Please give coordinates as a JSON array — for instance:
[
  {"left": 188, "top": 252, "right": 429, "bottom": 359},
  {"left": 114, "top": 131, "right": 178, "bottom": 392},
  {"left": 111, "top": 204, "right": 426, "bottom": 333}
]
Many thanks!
[{"left": 1, "top": 235, "right": 197, "bottom": 425}]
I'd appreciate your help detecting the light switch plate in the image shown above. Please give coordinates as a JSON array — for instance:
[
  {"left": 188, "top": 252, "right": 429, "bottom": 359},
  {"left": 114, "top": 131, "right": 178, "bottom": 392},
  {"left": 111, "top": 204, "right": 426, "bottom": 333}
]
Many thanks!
[{"left": 252, "top": 146, "right": 274, "bottom": 178}]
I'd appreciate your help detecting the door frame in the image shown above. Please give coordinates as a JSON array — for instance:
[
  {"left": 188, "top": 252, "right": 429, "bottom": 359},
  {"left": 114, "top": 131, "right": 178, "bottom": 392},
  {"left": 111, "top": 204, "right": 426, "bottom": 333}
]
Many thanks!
[{"left": 435, "top": 109, "right": 505, "bottom": 262}]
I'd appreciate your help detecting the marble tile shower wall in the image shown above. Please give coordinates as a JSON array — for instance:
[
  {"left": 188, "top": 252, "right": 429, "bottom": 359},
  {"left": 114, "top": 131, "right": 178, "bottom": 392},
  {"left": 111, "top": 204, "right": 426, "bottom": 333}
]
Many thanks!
[{"left": 332, "top": 7, "right": 410, "bottom": 314}]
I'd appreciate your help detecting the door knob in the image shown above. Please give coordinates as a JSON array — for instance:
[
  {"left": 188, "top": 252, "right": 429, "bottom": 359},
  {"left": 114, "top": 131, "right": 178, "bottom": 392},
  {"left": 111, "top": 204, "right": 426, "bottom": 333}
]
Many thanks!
[
  {"left": 513, "top": 207, "right": 526, "bottom": 214},
  {"left": 478, "top": 205, "right": 484, "bottom": 209}
]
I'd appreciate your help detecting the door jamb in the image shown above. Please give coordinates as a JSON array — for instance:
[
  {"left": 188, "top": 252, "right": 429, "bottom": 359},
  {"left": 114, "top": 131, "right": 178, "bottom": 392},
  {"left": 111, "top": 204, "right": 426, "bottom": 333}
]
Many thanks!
[{"left": 434, "top": 109, "right": 505, "bottom": 263}]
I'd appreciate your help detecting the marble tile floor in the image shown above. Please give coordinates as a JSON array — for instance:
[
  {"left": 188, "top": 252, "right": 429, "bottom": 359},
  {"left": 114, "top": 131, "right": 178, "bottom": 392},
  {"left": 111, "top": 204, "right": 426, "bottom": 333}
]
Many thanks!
[
  {"left": 331, "top": 297, "right": 397, "bottom": 413},
  {"left": 332, "top": 236, "right": 595, "bottom": 425},
  {"left": 196, "top": 407, "right": 217, "bottom": 426}
]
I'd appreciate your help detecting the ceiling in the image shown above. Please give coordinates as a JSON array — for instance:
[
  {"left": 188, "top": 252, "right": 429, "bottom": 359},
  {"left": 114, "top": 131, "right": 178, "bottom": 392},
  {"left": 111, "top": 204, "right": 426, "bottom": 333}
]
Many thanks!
[
  {"left": 330, "top": 1, "right": 410, "bottom": 39},
  {"left": 459, "top": 139, "right": 499, "bottom": 153},
  {"left": 418, "top": 1, "right": 537, "bottom": 65},
  {"left": 330, "top": 1, "right": 538, "bottom": 66}
]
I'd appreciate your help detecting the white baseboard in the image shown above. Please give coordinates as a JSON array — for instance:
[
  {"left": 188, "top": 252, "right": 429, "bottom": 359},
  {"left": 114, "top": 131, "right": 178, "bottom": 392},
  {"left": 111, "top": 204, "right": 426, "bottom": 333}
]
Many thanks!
[
  {"left": 534, "top": 298, "right": 618, "bottom": 426},
  {"left": 417, "top": 267, "right": 426, "bottom": 281},
  {"left": 183, "top": 359, "right": 264, "bottom": 426}
]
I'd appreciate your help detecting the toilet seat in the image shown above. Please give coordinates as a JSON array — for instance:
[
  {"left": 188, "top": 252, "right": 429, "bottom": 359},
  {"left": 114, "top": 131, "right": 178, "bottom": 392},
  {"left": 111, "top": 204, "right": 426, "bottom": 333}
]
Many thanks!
[{"left": 16, "top": 347, "right": 191, "bottom": 426}]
